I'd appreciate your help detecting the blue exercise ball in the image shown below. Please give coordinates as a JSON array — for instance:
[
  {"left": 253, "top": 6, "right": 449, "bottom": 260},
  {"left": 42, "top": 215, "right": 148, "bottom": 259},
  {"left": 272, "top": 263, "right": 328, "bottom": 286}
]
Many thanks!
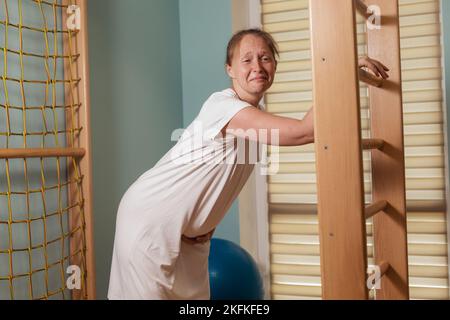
[{"left": 208, "top": 238, "right": 264, "bottom": 300}]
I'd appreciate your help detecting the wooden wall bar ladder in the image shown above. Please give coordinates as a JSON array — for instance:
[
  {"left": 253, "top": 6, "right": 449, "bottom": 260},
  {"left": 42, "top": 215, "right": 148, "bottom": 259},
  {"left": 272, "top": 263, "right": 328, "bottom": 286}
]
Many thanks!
[{"left": 309, "top": 0, "right": 409, "bottom": 299}]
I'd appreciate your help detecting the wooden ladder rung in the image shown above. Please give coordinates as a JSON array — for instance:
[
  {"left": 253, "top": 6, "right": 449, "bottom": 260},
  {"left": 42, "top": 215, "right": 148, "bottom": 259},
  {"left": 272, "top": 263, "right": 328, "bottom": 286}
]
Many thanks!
[
  {"left": 354, "top": 0, "right": 372, "bottom": 18},
  {"left": 370, "top": 261, "right": 390, "bottom": 278},
  {"left": 359, "top": 69, "right": 383, "bottom": 87},
  {"left": 378, "top": 261, "right": 390, "bottom": 277},
  {"left": 370, "top": 261, "right": 391, "bottom": 289},
  {"left": 362, "top": 138, "right": 385, "bottom": 150},
  {"left": 0, "top": 147, "right": 86, "bottom": 159},
  {"left": 369, "top": 261, "right": 391, "bottom": 289},
  {"left": 365, "top": 200, "right": 388, "bottom": 219}
]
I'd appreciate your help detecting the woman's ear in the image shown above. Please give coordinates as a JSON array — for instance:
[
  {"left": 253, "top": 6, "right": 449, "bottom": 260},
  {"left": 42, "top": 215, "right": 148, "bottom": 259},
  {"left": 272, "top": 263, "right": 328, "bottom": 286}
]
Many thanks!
[{"left": 226, "top": 64, "right": 235, "bottom": 79}]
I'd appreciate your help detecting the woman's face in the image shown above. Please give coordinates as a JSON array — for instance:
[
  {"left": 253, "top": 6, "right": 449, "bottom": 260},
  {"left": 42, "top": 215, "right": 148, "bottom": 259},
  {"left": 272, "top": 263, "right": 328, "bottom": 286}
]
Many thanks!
[{"left": 226, "top": 34, "right": 277, "bottom": 101}]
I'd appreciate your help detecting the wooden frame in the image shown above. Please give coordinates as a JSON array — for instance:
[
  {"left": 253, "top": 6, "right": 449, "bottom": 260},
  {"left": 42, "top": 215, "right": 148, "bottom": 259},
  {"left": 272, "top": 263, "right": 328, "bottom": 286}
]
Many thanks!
[
  {"left": 0, "top": 148, "right": 85, "bottom": 159},
  {"left": 354, "top": 0, "right": 372, "bottom": 18},
  {"left": 309, "top": 0, "right": 369, "bottom": 299},
  {"left": 309, "top": 0, "right": 409, "bottom": 299},
  {"left": 234, "top": 0, "right": 411, "bottom": 300},
  {"left": 367, "top": 0, "right": 409, "bottom": 299},
  {"left": 62, "top": 0, "right": 96, "bottom": 300}
]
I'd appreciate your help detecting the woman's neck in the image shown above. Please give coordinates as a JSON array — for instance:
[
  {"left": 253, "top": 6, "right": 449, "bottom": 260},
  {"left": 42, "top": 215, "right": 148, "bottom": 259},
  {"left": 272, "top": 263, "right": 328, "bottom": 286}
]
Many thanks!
[{"left": 230, "top": 86, "right": 262, "bottom": 107}]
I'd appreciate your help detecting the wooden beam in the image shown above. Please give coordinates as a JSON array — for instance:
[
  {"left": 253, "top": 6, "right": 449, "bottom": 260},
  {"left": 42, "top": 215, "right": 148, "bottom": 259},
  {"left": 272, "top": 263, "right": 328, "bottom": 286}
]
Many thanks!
[
  {"left": 0, "top": 148, "right": 85, "bottom": 159},
  {"left": 309, "top": 0, "right": 368, "bottom": 300},
  {"left": 63, "top": 0, "right": 96, "bottom": 300},
  {"left": 365, "top": 200, "right": 388, "bottom": 219},
  {"left": 362, "top": 138, "right": 385, "bottom": 150},
  {"left": 367, "top": 0, "right": 409, "bottom": 300},
  {"left": 354, "top": 0, "right": 372, "bottom": 18},
  {"left": 368, "top": 261, "right": 391, "bottom": 290},
  {"left": 378, "top": 261, "right": 390, "bottom": 277}
]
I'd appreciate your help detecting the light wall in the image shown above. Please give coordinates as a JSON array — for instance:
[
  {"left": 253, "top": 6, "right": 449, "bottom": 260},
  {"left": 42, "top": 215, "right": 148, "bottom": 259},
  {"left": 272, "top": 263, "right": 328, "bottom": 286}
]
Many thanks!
[
  {"left": 87, "top": 0, "right": 239, "bottom": 299},
  {"left": 87, "top": 0, "right": 183, "bottom": 299},
  {"left": 179, "top": 0, "right": 240, "bottom": 244}
]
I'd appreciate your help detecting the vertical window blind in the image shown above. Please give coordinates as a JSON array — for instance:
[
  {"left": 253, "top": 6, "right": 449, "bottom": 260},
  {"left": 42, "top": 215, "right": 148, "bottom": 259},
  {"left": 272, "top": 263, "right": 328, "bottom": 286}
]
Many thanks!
[{"left": 261, "top": 0, "right": 449, "bottom": 299}]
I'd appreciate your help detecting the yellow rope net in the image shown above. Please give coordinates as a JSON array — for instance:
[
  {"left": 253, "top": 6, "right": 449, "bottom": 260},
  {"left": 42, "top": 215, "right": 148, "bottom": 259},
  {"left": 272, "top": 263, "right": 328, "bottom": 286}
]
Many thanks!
[{"left": 0, "top": 0, "right": 90, "bottom": 300}]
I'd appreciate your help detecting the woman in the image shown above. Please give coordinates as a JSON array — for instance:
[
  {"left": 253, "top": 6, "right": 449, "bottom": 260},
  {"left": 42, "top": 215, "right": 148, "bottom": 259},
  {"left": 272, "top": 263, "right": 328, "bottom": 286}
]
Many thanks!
[{"left": 107, "top": 29, "right": 389, "bottom": 300}]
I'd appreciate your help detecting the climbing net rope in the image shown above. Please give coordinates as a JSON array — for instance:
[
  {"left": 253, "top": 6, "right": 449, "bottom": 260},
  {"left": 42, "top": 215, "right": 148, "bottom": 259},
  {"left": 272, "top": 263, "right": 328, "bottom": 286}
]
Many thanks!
[{"left": 0, "top": 0, "right": 90, "bottom": 300}]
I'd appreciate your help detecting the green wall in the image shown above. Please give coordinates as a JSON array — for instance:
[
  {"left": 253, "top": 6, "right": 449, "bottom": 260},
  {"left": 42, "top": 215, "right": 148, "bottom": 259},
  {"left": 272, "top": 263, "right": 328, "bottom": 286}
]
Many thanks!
[
  {"left": 87, "top": 0, "right": 183, "bottom": 299},
  {"left": 179, "top": 0, "right": 240, "bottom": 244},
  {"left": 88, "top": 0, "right": 239, "bottom": 299}
]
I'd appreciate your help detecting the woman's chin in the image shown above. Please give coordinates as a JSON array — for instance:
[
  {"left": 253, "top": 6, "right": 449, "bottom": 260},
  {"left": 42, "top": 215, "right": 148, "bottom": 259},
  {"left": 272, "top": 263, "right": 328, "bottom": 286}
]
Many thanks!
[{"left": 249, "top": 82, "right": 269, "bottom": 93}]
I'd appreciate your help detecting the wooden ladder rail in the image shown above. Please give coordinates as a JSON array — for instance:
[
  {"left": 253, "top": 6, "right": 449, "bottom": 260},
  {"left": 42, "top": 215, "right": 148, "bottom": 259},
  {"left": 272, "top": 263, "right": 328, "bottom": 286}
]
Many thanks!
[
  {"left": 309, "top": 0, "right": 409, "bottom": 299},
  {"left": 366, "top": 0, "right": 409, "bottom": 300}
]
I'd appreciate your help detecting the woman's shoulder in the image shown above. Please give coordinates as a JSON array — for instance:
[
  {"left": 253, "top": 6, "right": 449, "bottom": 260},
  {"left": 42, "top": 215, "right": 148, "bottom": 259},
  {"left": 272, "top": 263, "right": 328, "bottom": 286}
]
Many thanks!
[
  {"left": 206, "top": 88, "right": 239, "bottom": 103},
  {"left": 198, "top": 89, "right": 241, "bottom": 114},
  {"left": 205, "top": 88, "right": 264, "bottom": 111}
]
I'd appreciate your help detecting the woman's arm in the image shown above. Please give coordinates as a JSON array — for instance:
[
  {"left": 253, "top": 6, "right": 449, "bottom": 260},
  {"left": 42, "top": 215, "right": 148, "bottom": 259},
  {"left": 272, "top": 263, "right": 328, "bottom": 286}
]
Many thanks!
[
  {"left": 225, "top": 56, "right": 388, "bottom": 147},
  {"left": 300, "top": 106, "right": 314, "bottom": 145},
  {"left": 223, "top": 106, "right": 314, "bottom": 146}
]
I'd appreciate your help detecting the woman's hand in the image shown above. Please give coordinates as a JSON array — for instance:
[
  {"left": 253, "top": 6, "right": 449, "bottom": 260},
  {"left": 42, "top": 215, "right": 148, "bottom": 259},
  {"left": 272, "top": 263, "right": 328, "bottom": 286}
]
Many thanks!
[
  {"left": 182, "top": 228, "right": 216, "bottom": 245},
  {"left": 358, "top": 55, "right": 390, "bottom": 79}
]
